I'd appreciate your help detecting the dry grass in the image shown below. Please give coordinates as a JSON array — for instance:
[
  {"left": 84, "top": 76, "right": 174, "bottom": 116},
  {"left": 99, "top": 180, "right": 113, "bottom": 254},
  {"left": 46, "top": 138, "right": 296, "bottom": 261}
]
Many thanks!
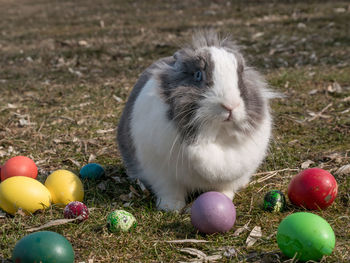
[{"left": 0, "top": 0, "right": 349, "bottom": 262}]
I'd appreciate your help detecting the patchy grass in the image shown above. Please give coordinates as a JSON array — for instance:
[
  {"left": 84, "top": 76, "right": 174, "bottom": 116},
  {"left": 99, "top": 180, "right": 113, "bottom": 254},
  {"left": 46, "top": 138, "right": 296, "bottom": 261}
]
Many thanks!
[{"left": 0, "top": 0, "right": 349, "bottom": 262}]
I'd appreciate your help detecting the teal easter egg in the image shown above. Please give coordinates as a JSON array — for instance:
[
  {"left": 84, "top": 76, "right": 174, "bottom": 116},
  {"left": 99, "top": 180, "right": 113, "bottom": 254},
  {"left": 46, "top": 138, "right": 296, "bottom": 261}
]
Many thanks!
[
  {"left": 277, "top": 212, "right": 335, "bottom": 262},
  {"left": 79, "top": 163, "right": 105, "bottom": 179},
  {"left": 12, "top": 231, "right": 74, "bottom": 263},
  {"left": 107, "top": 210, "right": 137, "bottom": 232}
]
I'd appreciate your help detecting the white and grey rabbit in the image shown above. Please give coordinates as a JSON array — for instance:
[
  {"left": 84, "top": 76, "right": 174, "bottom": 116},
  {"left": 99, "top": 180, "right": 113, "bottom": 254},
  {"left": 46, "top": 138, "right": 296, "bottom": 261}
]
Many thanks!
[{"left": 117, "top": 31, "right": 276, "bottom": 211}]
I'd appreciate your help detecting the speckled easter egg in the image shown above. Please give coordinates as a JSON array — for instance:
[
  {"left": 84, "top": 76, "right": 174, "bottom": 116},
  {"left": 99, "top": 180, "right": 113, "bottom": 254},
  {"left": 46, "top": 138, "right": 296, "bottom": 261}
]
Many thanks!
[
  {"left": 63, "top": 201, "right": 89, "bottom": 221},
  {"left": 79, "top": 163, "right": 105, "bottom": 179},
  {"left": 107, "top": 210, "right": 137, "bottom": 232},
  {"left": 263, "top": 190, "right": 286, "bottom": 212}
]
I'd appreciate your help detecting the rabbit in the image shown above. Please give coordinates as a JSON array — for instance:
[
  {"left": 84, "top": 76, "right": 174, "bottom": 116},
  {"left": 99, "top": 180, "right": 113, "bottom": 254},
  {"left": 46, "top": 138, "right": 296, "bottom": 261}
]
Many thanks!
[{"left": 117, "top": 31, "right": 277, "bottom": 211}]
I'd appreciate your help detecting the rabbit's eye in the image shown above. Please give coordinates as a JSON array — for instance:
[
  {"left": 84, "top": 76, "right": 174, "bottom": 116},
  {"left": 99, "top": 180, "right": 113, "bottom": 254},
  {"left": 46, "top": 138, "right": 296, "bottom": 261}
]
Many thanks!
[{"left": 194, "top": 71, "right": 202, "bottom": 82}]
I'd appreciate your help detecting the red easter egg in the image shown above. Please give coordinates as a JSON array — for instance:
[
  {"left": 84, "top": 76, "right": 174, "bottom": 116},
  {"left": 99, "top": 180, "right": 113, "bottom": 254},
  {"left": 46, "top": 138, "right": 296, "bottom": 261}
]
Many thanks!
[
  {"left": 1, "top": 156, "right": 38, "bottom": 181},
  {"left": 288, "top": 168, "right": 338, "bottom": 210},
  {"left": 64, "top": 201, "right": 89, "bottom": 221}
]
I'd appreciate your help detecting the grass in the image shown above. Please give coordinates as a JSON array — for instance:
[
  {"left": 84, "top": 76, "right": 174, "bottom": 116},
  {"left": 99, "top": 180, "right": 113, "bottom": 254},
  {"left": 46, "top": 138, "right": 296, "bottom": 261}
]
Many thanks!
[{"left": 0, "top": 0, "right": 349, "bottom": 262}]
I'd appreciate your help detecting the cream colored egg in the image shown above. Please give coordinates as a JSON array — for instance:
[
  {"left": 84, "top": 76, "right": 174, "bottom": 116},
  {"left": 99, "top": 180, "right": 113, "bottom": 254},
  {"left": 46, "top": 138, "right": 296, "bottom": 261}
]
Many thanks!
[
  {"left": 44, "top": 169, "right": 84, "bottom": 206},
  {"left": 0, "top": 176, "right": 51, "bottom": 215}
]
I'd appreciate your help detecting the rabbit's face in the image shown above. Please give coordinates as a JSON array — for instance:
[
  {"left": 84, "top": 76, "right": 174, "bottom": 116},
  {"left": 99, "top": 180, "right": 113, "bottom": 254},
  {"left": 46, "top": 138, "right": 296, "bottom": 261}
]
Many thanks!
[{"left": 157, "top": 46, "right": 266, "bottom": 143}]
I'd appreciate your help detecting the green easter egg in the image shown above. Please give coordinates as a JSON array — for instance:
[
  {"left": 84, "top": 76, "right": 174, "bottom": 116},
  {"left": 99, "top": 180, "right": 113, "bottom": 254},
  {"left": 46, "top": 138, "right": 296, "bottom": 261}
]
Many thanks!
[
  {"left": 12, "top": 231, "right": 74, "bottom": 263},
  {"left": 277, "top": 212, "right": 335, "bottom": 262},
  {"left": 107, "top": 210, "right": 137, "bottom": 232},
  {"left": 263, "top": 190, "right": 286, "bottom": 212}
]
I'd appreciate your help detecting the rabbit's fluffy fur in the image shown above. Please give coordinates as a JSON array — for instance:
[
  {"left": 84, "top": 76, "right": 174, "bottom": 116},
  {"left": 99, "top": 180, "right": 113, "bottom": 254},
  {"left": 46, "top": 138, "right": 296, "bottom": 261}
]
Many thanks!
[{"left": 117, "top": 31, "right": 275, "bottom": 211}]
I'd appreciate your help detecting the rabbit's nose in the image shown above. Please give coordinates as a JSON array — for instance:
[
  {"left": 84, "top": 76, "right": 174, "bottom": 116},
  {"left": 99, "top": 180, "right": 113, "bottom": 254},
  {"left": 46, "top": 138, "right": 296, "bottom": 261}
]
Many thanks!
[{"left": 221, "top": 103, "right": 233, "bottom": 112}]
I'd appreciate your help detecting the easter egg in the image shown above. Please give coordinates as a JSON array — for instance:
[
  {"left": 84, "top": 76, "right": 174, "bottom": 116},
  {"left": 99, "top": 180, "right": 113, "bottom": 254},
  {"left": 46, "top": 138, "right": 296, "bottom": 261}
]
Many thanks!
[
  {"left": 64, "top": 201, "right": 89, "bottom": 221},
  {"left": 107, "top": 210, "right": 137, "bottom": 232},
  {"left": 263, "top": 190, "right": 286, "bottom": 212},
  {"left": 277, "top": 212, "right": 335, "bottom": 261},
  {"left": 0, "top": 176, "right": 51, "bottom": 215},
  {"left": 12, "top": 231, "right": 74, "bottom": 263},
  {"left": 44, "top": 170, "right": 84, "bottom": 207},
  {"left": 79, "top": 163, "right": 105, "bottom": 179},
  {"left": 1, "top": 156, "right": 38, "bottom": 181},
  {"left": 191, "top": 191, "right": 236, "bottom": 234},
  {"left": 288, "top": 168, "right": 338, "bottom": 210}
]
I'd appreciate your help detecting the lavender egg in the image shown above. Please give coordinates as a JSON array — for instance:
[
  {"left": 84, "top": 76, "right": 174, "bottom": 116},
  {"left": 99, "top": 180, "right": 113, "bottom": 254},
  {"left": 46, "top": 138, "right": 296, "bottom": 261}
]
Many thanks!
[{"left": 191, "top": 191, "right": 236, "bottom": 234}]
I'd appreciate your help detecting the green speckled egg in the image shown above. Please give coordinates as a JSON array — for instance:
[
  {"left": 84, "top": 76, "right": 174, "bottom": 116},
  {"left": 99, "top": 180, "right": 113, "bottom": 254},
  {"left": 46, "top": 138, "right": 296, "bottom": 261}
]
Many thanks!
[
  {"left": 263, "top": 190, "right": 286, "bottom": 212},
  {"left": 107, "top": 210, "right": 137, "bottom": 232}
]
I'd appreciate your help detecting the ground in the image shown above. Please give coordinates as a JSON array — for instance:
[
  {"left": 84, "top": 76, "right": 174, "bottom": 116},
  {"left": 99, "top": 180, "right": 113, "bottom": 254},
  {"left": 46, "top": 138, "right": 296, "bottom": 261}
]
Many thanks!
[{"left": 0, "top": 0, "right": 349, "bottom": 262}]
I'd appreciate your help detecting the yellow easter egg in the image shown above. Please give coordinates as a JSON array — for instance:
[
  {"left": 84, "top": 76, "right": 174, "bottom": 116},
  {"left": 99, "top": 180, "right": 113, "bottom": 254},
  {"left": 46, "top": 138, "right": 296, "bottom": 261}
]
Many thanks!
[
  {"left": 0, "top": 176, "right": 51, "bottom": 215},
  {"left": 44, "top": 169, "right": 84, "bottom": 206}
]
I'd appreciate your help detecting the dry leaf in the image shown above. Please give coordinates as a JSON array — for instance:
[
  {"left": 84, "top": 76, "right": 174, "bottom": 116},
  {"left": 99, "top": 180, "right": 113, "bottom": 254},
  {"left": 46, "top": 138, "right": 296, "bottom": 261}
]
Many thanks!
[
  {"left": 96, "top": 128, "right": 115, "bottom": 134},
  {"left": 180, "top": 248, "right": 222, "bottom": 262},
  {"left": 66, "top": 158, "right": 81, "bottom": 167},
  {"left": 221, "top": 247, "right": 236, "bottom": 258},
  {"left": 88, "top": 154, "right": 96, "bottom": 163},
  {"left": 136, "top": 179, "right": 150, "bottom": 196},
  {"left": 27, "top": 217, "right": 82, "bottom": 232},
  {"left": 113, "top": 95, "right": 123, "bottom": 103},
  {"left": 0, "top": 211, "right": 6, "bottom": 218},
  {"left": 233, "top": 220, "right": 251, "bottom": 236},
  {"left": 327, "top": 82, "right": 342, "bottom": 94},
  {"left": 246, "top": 226, "right": 262, "bottom": 247},
  {"left": 301, "top": 160, "right": 315, "bottom": 169},
  {"left": 111, "top": 176, "right": 122, "bottom": 183},
  {"left": 123, "top": 202, "right": 132, "bottom": 207},
  {"left": 53, "top": 139, "right": 63, "bottom": 144},
  {"left": 336, "top": 164, "right": 350, "bottom": 175},
  {"left": 324, "top": 153, "right": 342, "bottom": 163},
  {"left": 97, "top": 181, "right": 107, "bottom": 191},
  {"left": 15, "top": 208, "right": 26, "bottom": 217},
  {"left": 68, "top": 67, "right": 83, "bottom": 77},
  {"left": 129, "top": 185, "right": 140, "bottom": 197},
  {"left": 78, "top": 40, "right": 88, "bottom": 46},
  {"left": 180, "top": 248, "right": 207, "bottom": 259}
]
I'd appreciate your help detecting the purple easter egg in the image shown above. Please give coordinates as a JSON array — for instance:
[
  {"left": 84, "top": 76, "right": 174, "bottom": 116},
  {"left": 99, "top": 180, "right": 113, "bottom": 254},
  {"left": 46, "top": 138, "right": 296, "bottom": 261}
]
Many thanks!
[{"left": 191, "top": 191, "right": 236, "bottom": 234}]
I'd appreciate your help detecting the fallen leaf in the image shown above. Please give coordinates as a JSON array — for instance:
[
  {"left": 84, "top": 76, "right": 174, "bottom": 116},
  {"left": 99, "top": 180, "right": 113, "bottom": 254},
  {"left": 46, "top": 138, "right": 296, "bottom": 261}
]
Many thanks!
[
  {"left": 97, "top": 181, "right": 107, "bottom": 191},
  {"left": 180, "top": 248, "right": 207, "bottom": 258},
  {"left": 123, "top": 202, "right": 132, "bottom": 207},
  {"left": 78, "top": 40, "right": 88, "bottom": 46},
  {"left": 0, "top": 211, "right": 6, "bottom": 218},
  {"left": 301, "top": 160, "right": 315, "bottom": 169},
  {"left": 68, "top": 67, "right": 83, "bottom": 77},
  {"left": 88, "top": 154, "right": 96, "bottom": 163},
  {"left": 96, "top": 128, "right": 115, "bottom": 134},
  {"left": 220, "top": 246, "right": 236, "bottom": 258},
  {"left": 111, "top": 176, "right": 122, "bottom": 183},
  {"left": 246, "top": 226, "right": 262, "bottom": 247},
  {"left": 233, "top": 220, "right": 251, "bottom": 236},
  {"left": 113, "top": 95, "right": 123, "bottom": 103},
  {"left": 327, "top": 82, "right": 342, "bottom": 94},
  {"left": 336, "top": 164, "right": 350, "bottom": 175},
  {"left": 66, "top": 158, "right": 81, "bottom": 167}
]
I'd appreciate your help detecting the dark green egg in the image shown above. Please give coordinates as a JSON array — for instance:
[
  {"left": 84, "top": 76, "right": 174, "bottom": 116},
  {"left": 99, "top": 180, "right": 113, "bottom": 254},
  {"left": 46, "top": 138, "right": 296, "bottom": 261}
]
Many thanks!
[
  {"left": 263, "top": 190, "right": 286, "bottom": 212},
  {"left": 12, "top": 231, "right": 74, "bottom": 263}
]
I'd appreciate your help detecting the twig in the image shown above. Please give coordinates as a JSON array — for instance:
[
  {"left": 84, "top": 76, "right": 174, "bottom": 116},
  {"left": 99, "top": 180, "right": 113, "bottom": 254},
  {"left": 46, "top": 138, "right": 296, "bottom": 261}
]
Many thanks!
[
  {"left": 165, "top": 239, "right": 209, "bottom": 244},
  {"left": 26, "top": 217, "right": 82, "bottom": 232},
  {"left": 307, "top": 103, "right": 333, "bottom": 122},
  {"left": 253, "top": 168, "right": 298, "bottom": 177}
]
